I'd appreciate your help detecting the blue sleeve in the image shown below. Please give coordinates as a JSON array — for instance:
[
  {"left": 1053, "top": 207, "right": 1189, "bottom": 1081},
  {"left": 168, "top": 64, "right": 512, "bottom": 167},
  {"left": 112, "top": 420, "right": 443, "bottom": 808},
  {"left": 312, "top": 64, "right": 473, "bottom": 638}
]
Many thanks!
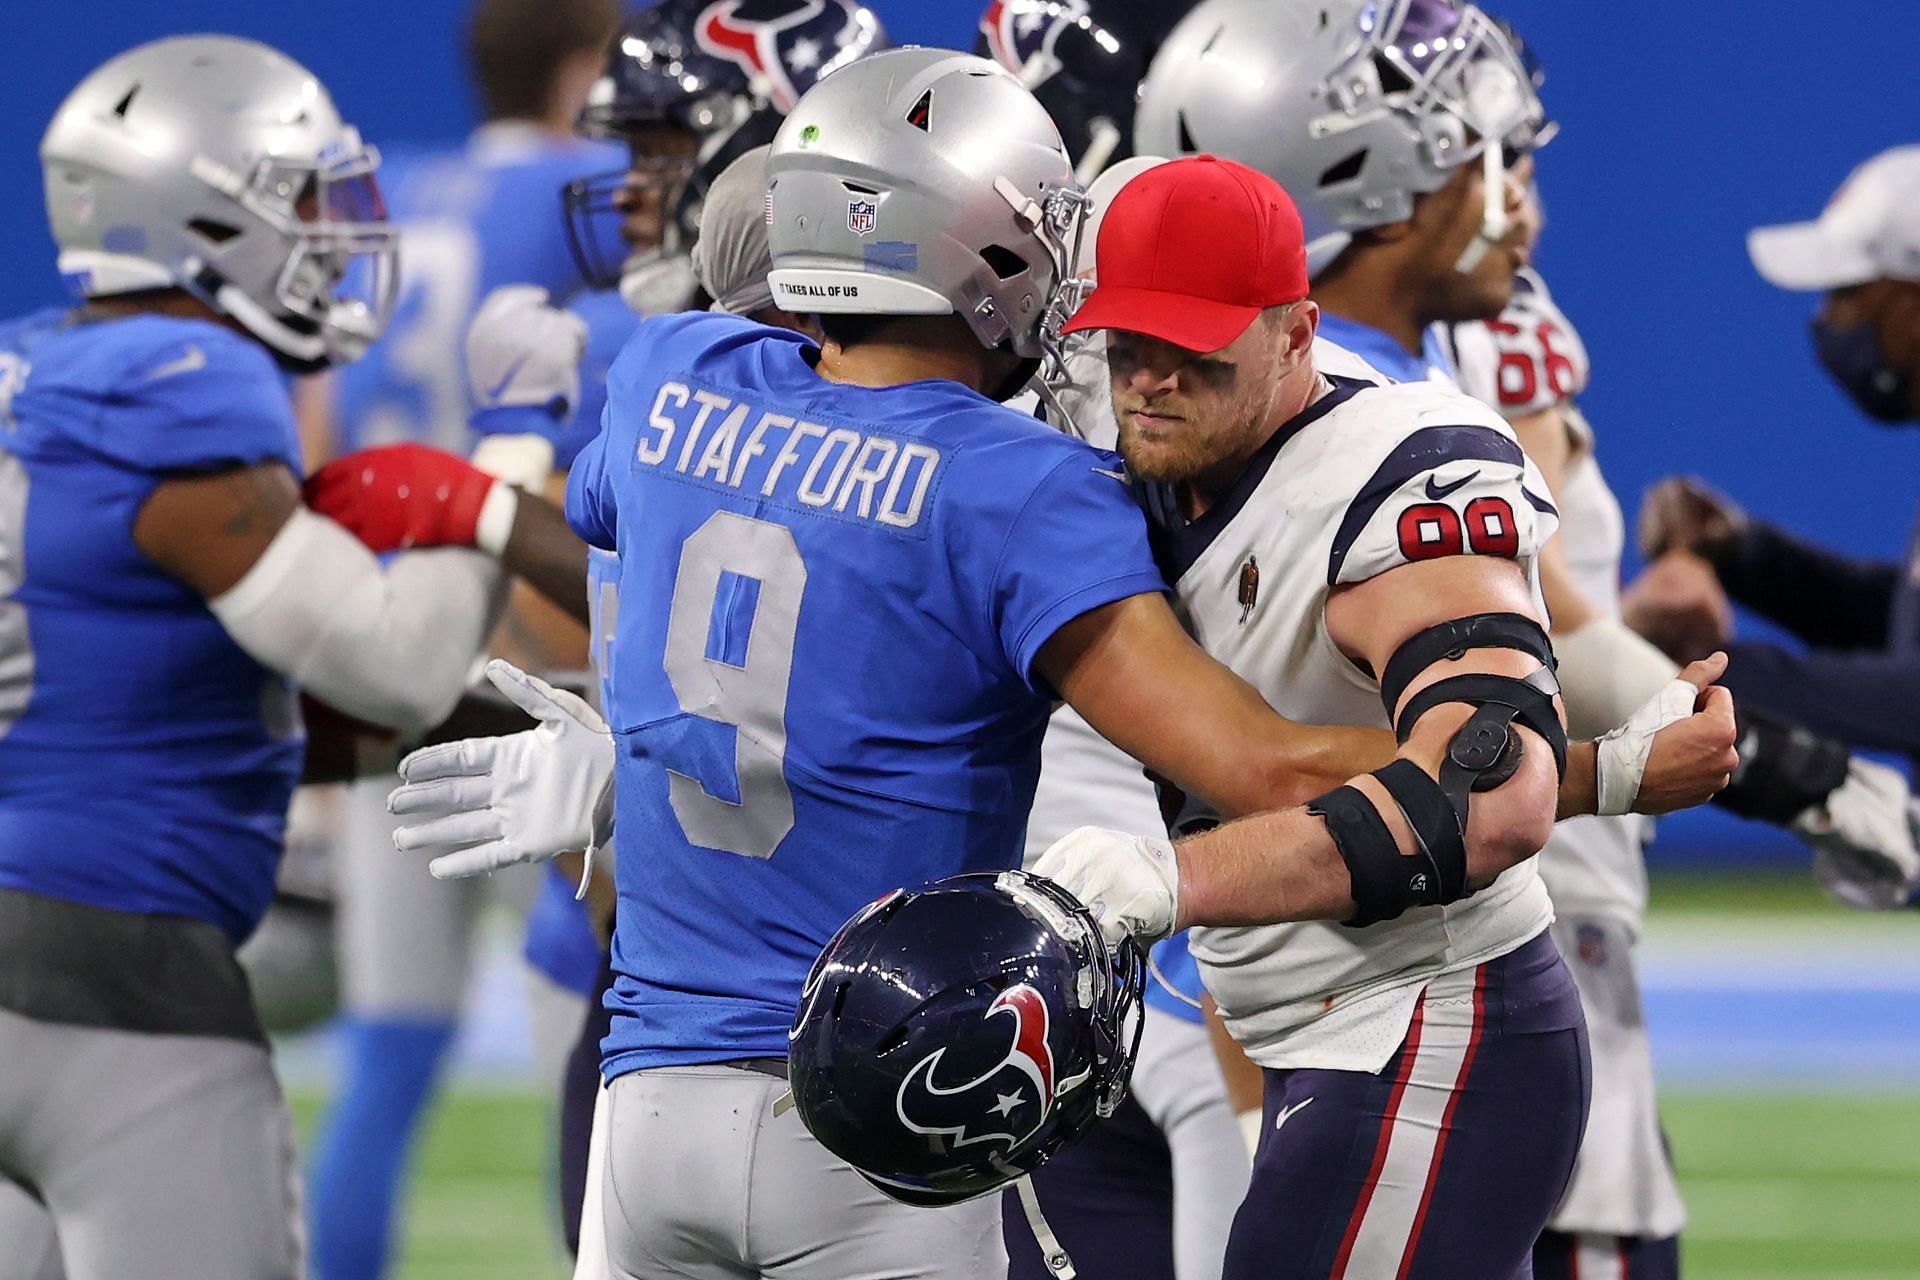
[
  {"left": 1721, "top": 640, "right": 1920, "bottom": 759},
  {"left": 1144, "top": 930, "right": 1207, "bottom": 1025},
  {"left": 89, "top": 327, "right": 299, "bottom": 475},
  {"left": 564, "top": 404, "right": 618, "bottom": 550},
  {"left": 992, "top": 451, "right": 1167, "bottom": 689}
]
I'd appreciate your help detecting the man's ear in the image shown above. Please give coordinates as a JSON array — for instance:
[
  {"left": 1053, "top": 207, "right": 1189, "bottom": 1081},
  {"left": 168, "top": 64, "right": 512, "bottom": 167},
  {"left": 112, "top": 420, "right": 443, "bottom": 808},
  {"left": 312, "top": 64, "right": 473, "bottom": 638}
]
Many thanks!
[{"left": 1877, "top": 279, "right": 1920, "bottom": 372}]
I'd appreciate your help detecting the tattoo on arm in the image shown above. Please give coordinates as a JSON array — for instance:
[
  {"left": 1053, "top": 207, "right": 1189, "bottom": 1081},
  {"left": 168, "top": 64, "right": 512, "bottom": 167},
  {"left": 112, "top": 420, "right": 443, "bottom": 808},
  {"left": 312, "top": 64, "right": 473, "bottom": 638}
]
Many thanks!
[{"left": 133, "top": 462, "right": 300, "bottom": 599}]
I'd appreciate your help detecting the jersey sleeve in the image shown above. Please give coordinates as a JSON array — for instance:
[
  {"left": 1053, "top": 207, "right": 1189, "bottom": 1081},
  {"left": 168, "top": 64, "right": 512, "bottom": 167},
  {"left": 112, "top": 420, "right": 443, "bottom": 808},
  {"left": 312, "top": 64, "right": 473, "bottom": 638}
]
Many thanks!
[
  {"left": 563, "top": 403, "right": 618, "bottom": 551},
  {"left": 89, "top": 326, "right": 300, "bottom": 476},
  {"left": 1450, "top": 270, "right": 1591, "bottom": 419},
  {"left": 1327, "top": 418, "right": 1559, "bottom": 588},
  {"left": 989, "top": 449, "right": 1168, "bottom": 690}
]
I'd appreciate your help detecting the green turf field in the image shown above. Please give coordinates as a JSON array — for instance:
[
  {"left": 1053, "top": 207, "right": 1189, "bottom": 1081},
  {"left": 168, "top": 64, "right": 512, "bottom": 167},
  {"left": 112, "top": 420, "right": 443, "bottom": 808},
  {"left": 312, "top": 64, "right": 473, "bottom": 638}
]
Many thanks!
[{"left": 289, "top": 1089, "right": 1920, "bottom": 1280}]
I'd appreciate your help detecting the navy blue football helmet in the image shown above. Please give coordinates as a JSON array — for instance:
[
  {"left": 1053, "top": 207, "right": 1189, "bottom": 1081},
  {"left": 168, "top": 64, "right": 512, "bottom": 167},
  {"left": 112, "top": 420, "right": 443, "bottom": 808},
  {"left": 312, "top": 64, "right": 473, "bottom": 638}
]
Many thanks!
[
  {"left": 563, "top": 0, "right": 888, "bottom": 292},
  {"left": 975, "top": 0, "right": 1197, "bottom": 181},
  {"left": 788, "top": 870, "right": 1146, "bottom": 1207}
]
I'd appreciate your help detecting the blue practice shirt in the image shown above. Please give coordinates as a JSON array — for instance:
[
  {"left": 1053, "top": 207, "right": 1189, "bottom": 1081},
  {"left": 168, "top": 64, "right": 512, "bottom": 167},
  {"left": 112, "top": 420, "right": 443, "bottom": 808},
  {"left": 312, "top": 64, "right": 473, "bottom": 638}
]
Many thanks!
[
  {"left": 0, "top": 309, "right": 305, "bottom": 942},
  {"left": 566, "top": 312, "right": 1168, "bottom": 1074}
]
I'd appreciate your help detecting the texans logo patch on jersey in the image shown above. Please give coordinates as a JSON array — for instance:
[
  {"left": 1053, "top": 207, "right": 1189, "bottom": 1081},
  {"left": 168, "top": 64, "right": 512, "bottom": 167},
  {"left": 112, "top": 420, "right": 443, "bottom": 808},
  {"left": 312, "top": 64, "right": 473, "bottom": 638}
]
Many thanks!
[
  {"left": 979, "top": 0, "right": 1086, "bottom": 85},
  {"left": 696, "top": 0, "right": 867, "bottom": 112},
  {"left": 895, "top": 984, "right": 1057, "bottom": 1150}
]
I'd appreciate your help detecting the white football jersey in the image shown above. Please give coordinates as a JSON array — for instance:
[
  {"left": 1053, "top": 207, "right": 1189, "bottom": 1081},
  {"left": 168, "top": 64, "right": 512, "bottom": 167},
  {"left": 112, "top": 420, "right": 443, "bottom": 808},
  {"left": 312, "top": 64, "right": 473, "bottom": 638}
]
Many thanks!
[
  {"left": 1449, "top": 270, "right": 1650, "bottom": 928},
  {"left": 1160, "top": 358, "right": 1559, "bottom": 1072}
]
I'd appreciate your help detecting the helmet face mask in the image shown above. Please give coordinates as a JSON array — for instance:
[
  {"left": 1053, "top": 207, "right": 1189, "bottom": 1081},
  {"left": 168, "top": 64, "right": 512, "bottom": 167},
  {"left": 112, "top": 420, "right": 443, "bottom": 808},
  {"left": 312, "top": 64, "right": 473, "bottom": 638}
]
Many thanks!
[
  {"left": 40, "top": 36, "right": 398, "bottom": 370},
  {"left": 788, "top": 870, "right": 1146, "bottom": 1207}
]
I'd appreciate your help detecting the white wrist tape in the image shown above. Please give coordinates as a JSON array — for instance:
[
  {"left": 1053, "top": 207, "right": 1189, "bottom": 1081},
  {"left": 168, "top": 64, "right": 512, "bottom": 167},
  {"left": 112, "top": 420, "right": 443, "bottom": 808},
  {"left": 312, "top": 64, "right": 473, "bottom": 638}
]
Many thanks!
[
  {"left": 1593, "top": 677, "right": 1699, "bottom": 816},
  {"left": 1553, "top": 617, "right": 1680, "bottom": 742},
  {"left": 470, "top": 431, "right": 555, "bottom": 491},
  {"left": 212, "top": 508, "right": 504, "bottom": 735},
  {"left": 473, "top": 483, "right": 520, "bottom": 558}
]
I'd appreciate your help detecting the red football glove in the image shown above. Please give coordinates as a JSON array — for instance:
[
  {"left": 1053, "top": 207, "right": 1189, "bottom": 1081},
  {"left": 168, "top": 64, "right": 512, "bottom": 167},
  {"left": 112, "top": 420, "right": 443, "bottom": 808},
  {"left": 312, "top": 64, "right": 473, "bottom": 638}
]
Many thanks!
[{"left": 304, "top": 443, "right": 498, "bottom": 553}]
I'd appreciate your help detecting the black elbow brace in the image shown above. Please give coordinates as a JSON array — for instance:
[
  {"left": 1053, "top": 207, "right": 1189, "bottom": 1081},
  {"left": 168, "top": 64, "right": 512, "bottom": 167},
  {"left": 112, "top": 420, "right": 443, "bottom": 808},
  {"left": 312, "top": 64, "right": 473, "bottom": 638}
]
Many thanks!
[
  {"left": 1713, "top": 706, "right": 1849, "bottom": 825},
  {"left": 1314, "top": 614, "right": 1569, "bottom": 927}
]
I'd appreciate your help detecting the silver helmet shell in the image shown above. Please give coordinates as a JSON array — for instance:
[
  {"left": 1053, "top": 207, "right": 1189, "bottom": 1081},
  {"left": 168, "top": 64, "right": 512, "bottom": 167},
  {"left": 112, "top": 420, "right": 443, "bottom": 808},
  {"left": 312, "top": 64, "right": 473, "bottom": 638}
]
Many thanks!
[
  {"left": 40, "top": 35, "right": 398, "bottom": 369},
  {"left": 1136, "top": 0, "right": 1547, "bottom": 277},
  {"left": 765, "top": 46, "right": 1085, "bottom": 361}
]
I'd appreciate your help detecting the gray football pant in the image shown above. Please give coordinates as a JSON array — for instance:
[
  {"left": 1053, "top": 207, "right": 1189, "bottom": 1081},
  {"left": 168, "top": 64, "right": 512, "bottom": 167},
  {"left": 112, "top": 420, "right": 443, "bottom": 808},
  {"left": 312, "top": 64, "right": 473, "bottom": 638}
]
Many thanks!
[
  {"left": 0, "top": 1007, "right": 303, "bottom": 1280},
  {"left": 582, "top": 1065, "right": 1007, "bottom": 1280}
]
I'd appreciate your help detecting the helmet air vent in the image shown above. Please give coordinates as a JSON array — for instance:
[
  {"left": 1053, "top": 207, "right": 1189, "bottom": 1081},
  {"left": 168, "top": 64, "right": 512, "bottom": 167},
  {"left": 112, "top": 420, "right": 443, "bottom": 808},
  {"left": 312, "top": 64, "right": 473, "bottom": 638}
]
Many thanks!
[
  {"left": 1319, "top": 149, "right": 1368, "bottom": 188},
  {"left": 187, "top": 217, "right": 242, "bottom": 244},
  {"left": 1199, "top": 24, "right": 1226, "bottom": 57},
  {"left": 1373, "top": 54, "right": 1413, "bottom": 95},
  {"left": 980, "top": 245, "right": 1027, "bottom": 281},
  {"left": 1176, "top": 111, "right": 1198, "bottom": 155},
  {"left": 906, "top": 89, "right": 932, "bottom": 132},
  {"left": 111, "top": 84, "right": 139, "bottom": 118}
]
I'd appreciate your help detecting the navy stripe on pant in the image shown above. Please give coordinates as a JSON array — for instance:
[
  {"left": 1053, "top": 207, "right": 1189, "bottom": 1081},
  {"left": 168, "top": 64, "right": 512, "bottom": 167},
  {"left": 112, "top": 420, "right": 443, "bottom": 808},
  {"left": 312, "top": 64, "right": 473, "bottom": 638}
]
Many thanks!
[{"left": 1223, "top": 930, "right": 1591, "bottom": 1280}]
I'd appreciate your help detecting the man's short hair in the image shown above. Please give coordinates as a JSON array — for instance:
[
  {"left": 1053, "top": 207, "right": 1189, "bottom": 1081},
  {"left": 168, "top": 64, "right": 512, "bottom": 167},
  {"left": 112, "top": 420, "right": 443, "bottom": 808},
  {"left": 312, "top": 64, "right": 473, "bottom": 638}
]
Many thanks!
[{"left": 467, "top": 0, "right": 619, "bottom": 123}]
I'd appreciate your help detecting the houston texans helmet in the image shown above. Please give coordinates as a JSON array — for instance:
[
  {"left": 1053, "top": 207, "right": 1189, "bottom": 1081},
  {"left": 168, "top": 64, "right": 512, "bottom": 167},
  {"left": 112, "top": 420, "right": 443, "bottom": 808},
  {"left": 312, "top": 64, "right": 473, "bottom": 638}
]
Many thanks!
[
  {"left": 1136, "top": 0, "right": 1549, "bottom": 277},
  {"left": 788, "top": 870, "right": 1145, "bottom": 1207},
  {"left": 974, "top": 0, "right": 1197, "bottom": 182},
  {"left": 563, "top": 0, "right": 887, "bottom": 306}
]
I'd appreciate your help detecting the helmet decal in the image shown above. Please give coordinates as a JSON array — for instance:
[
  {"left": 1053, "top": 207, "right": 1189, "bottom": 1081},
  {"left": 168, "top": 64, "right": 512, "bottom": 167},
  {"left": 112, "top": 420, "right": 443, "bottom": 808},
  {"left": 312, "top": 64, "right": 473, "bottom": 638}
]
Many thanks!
[
  {"left": 895, "top": 983, "right": 1057, "bottom": 1150},
  {"left": 696, "top": 0, "right": 853, "bottom": 113},
  {"left": 978, "top": 0, "right": 1088, "bottom": 86}
]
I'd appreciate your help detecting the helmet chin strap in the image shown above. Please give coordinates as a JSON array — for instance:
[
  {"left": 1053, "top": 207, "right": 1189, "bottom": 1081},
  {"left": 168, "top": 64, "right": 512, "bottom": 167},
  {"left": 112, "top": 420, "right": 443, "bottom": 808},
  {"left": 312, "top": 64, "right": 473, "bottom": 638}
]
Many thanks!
[
  {"left": 1451, "top": 144, "right": 1510, "bottom": 275},
  {"left": 1015, "top": 1176, "right": 1079, "bottom": 1279}
]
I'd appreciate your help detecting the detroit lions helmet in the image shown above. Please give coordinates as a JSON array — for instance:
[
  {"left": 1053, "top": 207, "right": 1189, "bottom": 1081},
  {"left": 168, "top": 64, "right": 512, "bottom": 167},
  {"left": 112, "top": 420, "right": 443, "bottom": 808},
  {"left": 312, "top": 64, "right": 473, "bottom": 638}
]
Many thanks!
[
  {"left": 1136, "top": 0, "right": 1548, "bottom": 276},
  {"left": 974, "top": 0, "right": 1197, "bottom": 182},
  {"left": 766, "top": 46, "right": 1086, "bottom": 363},
  {"left": 789, "top": 870, "right": 1145, "bottom": 1207},
  {"left": 563, "top": 0, "right": 888, "bottom": 307},
  {"left": 40, "top": 36, "right": 397, "bottom": 371}
]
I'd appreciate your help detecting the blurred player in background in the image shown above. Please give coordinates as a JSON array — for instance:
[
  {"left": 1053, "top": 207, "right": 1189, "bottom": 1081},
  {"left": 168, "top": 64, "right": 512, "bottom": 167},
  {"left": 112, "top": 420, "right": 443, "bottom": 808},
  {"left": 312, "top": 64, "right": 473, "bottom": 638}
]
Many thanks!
[
  {"left": 1136, "top": 5, "right": 1918, "bottom": 1272},
  {"left": 1630, "top": 146, "right": 1920, "bottom": 909},
  {"left": 300, "top": 3, "right": 621, "bottom": 1274},
  {"left": 0, "top": 35, "right": 507, "bottom": 1279}
]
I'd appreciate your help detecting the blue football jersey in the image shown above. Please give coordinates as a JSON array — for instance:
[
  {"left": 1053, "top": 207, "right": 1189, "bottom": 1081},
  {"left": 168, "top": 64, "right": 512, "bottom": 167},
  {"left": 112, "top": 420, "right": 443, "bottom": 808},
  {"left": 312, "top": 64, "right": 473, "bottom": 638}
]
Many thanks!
[
  {"left": 1144, "top": 931, "right": 1206, "bottom": 1027},
  {"left": 567, "top": 312, "right": 1167, "bottom": 1074},
  {"left": 1318, "top": 311, "right": 1459, "bottom": 386},
  {"left": 0, "top": 309, "right": 305, "bottom": 942},
  {"left": 334, "top": 127, "right": 623, "bottom": 454}
]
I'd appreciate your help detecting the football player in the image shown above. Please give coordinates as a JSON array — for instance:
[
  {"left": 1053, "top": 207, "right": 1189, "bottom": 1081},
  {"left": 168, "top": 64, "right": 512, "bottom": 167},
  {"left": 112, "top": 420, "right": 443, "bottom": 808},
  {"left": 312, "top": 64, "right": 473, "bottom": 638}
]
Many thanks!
[
  {"left": 382, "top": 46, "right": 1733, "bottom": 1280},
  {"left": 1131, "top": 6, "right": 1920, "bottom": 1272},
  {"left": 300, "top": 3, "right": 621, "bottom": 1274},
  {"left": 0, "top": 36, "right": 505, "bottom": 1280}
]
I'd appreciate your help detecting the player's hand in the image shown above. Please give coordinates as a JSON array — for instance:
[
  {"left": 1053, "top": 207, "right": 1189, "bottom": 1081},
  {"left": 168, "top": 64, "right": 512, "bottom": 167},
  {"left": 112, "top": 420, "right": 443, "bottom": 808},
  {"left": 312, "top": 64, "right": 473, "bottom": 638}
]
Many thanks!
[
  {"left": 1032, "top": 826, "right": 1180, "bottom": 949},
  {"left": 467, "top": 285, "right": 588, "bottom": 420},
  {"left": 1620, "top": 551, "right": 1735, "bottom": 663},
  {"left": 1596, "top": 653, "right": 1739, "bottom": 815},
  {"left": 1638, "top": 476, "right": 1747, "bottom": 560},
  {"left": 1795, "top": 758, "right": 1920, "bottom": 910},
  {"left": 387, "top": 659, "right": 614, "bottom": 880},
  {"left": 303, "top": 443, "right": 503, "bottom": 554}
]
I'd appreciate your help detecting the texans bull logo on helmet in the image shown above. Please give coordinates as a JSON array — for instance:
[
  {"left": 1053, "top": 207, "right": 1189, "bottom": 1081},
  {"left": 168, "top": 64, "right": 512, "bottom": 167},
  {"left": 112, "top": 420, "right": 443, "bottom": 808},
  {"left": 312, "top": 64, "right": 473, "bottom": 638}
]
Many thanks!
[
  {"left": 978, "top": 0, "right": 1088, "bottom": 86},
  {"left": 895, "top": 984, "right": 1061, "bottom": 1150},
  {"left": 696, "top": 0, "right": 874, "bottom": 113}
]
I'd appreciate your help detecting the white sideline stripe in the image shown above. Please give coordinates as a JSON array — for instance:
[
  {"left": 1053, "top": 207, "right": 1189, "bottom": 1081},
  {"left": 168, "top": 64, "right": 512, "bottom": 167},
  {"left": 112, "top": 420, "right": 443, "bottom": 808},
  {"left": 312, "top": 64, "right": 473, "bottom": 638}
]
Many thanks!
[
  {"left": 1572, "top": 1234, "right": 1626, "bottom": 1280},
  {"left": 1337, "top": 964, "right": 1480, "bottom": 1278}
]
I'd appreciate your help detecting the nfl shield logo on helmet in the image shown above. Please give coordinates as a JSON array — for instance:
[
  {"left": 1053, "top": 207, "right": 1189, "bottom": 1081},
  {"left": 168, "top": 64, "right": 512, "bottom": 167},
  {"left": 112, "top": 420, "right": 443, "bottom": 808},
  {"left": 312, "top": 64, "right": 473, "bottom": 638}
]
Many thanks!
[{"left": 848, "top": 200, "right": 878, "bottom": 236}]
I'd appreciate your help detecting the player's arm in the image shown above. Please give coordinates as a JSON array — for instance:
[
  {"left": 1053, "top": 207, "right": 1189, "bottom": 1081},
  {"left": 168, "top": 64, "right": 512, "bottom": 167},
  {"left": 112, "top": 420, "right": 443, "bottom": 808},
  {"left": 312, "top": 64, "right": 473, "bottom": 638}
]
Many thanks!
[{"left": 134, "top": 461, "right": 504, "bottom": 735}]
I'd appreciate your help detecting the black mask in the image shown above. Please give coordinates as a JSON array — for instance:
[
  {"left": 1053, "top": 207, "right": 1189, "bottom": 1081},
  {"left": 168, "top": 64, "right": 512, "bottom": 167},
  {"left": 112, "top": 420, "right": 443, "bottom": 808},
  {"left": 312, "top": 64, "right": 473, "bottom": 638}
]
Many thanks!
[{"left": 1812, "top": 315, "right": 1914, "bottom": 423}]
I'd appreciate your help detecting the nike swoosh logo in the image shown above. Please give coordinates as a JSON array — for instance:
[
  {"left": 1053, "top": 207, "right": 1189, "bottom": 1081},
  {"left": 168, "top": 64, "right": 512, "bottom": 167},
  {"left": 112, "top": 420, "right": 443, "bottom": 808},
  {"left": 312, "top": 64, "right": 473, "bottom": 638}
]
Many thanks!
[
  {"left": 1092, "top": 467, "right": 1127, "bottom": 482},
  {"left": 1424, "top": 470, "right": 1478, "bottom": 500},
  {"left": 145, "top": 345, "right": 207, "bottom": 380},
  {"left": 1273, "top": 1097, "right": 1314, "bottom": 1136}
]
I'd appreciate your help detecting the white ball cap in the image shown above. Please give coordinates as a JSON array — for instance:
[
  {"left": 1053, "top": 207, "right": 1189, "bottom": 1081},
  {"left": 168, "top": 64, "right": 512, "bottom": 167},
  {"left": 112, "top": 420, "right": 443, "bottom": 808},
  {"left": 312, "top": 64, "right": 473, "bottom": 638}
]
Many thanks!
[{"left": 1748, "top": 144, "right": 1920, "bottom": 291}]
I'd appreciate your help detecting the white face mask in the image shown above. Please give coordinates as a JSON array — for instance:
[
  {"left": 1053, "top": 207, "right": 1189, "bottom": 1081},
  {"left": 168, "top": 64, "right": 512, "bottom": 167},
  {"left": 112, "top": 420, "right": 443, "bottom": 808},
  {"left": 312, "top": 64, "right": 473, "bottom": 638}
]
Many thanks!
[{"left": 619, "top": 250, "right": 700, "bottom": 316}]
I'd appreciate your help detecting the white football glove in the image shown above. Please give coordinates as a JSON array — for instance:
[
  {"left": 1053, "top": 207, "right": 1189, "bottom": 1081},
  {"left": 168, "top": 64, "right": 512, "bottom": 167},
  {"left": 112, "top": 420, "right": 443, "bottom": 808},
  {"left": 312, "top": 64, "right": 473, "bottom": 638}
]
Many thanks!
[
  {"left": 1031, "top": 826, "right": 1181, "bottom": 949},
  {"left": 1794, "top": 758, "right": 1920, "bottom": 911},
  {"left": 465, "top": 285, "right": 588, "bottom": 419},
  {"left": 388, "top": 659, "right": 614, "bottom": 881},
  {"left": 1593, "top": 676, "right": 1701, "bottom": 816}
]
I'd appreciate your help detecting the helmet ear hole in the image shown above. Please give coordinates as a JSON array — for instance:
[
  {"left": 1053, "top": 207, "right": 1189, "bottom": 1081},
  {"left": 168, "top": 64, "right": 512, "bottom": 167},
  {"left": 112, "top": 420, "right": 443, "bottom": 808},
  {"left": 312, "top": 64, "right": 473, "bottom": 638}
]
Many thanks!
[
  {"left": 980, "top": 245, "right": 1028, "bottom": 280},
  {"left": 1373, "top": 53, "right": 1413, "bottom": 95}
]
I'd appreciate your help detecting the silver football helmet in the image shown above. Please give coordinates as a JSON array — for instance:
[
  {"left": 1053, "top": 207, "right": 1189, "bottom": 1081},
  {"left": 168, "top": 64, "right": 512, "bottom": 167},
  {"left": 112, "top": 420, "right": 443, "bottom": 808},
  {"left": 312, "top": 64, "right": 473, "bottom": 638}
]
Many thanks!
[
  {"left": 1136, "top": 0, "right": 1549, "bottom": 277},
  {"left": 40, "top": 36, "right": 398, "bottom": 370},
  {"left": 765, "top": 47, "right": 1086, "bottom": 363}
]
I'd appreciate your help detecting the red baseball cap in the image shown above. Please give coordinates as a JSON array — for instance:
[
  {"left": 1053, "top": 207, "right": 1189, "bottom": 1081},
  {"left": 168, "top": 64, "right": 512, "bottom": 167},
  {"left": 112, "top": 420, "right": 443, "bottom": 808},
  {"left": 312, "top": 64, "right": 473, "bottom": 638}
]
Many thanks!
[{"left": 1062, "top": 154, "right": 1309, "bottom": 353}]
